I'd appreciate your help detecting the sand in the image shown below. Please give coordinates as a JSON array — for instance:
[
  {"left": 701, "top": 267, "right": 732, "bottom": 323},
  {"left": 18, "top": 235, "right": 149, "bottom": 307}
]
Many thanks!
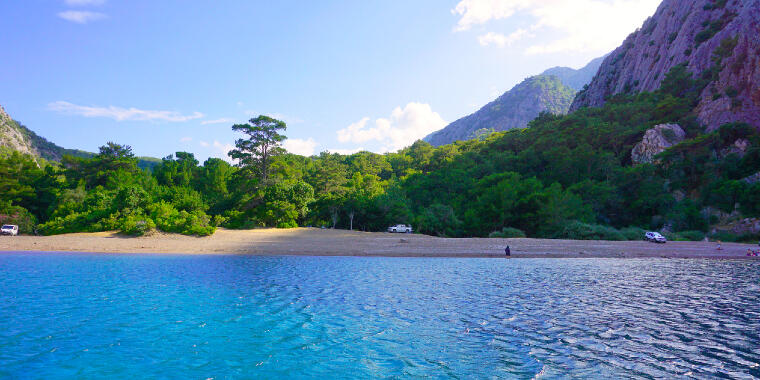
[{"left": 1, "top": 227, "right": 759, "bottom": 259}]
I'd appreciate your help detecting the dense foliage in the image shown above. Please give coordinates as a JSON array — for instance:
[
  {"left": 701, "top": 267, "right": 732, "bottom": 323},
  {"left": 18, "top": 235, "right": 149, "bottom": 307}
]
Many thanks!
[{"left": 1, "top": 66, "right": 758, "bottom": 240}]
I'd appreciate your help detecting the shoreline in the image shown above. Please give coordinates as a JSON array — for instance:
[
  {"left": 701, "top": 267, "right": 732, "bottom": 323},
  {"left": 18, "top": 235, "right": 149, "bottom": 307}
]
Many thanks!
[{"left": 1, "top": 228, "right": 758, "bottom": 259}]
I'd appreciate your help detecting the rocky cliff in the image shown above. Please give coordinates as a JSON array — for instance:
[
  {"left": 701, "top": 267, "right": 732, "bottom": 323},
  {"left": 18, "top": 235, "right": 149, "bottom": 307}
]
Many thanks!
[{"left": 571, "top": 0, "right": 760, "bottom": 131}]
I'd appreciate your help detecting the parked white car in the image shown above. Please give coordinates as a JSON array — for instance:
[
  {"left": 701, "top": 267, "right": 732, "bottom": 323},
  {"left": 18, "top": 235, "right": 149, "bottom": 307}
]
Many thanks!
[
  {"left": 387, "top": 224, "right": 413, "bottom": 233},
  {"left": 645, "top": 231, "right": 666, "bottom": 243},
  {"left": 1, "top": 224, "right": 19, "bottom": 236}
]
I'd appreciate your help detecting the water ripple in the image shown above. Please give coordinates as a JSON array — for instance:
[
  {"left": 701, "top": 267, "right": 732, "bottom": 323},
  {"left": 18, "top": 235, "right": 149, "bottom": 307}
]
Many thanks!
[{"left": 1, "top": 253, "right": 759, "bottom": 379}]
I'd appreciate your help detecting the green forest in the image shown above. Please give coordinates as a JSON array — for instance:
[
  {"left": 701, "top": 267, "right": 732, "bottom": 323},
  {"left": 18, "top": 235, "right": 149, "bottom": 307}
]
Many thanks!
[{"left": 1, "top": 64, "right": 759, "bottom": 241}]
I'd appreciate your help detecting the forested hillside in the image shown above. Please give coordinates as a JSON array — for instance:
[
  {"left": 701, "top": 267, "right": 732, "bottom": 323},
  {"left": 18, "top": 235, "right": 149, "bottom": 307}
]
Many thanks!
[{"left": 1, "top": 64, "right": 758, "bottom": 241}]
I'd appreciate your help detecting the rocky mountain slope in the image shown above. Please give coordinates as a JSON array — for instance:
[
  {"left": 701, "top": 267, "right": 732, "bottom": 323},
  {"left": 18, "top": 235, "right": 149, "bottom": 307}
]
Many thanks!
[
  {"left": 571, "top": 0, "right": 760, "bottom": 131},
  {"left": 0, "top": 104, "right": 90, "bottom": 161},
  {"left": 425, "top": 75, "right": 575, "bottom": 146},
  {"left": 1, "top": 104, "right": 160, "bottom": 169},
  {"left": 424, "top": 57, "right": 604, "bottom": 147}
]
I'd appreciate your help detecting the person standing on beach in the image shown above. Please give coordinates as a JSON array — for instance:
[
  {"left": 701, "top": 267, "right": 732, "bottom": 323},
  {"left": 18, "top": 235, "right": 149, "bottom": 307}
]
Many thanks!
[{"left": 505, "top": 246, "right": 511, "bottom": 257}]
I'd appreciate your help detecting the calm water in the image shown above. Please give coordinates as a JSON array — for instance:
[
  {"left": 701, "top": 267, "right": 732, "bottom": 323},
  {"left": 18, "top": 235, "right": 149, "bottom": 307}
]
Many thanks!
[{"left": 1, "top": 253, "right": 759, "bottom": 379}]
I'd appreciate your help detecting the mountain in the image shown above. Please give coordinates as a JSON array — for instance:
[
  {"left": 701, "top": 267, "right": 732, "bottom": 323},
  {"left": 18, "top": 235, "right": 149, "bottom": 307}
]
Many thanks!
[
  {"left": 424, "top": 56, "right": 604, "bottom": 147},
  {"left": 0, "top": 104, "right": 161, "bottom": 169},
  {"left": 571, "top": 0, "right": 760, "bottom": 131},
  {"left": 0, "top": 104, "right": 91, "bottom": 161},
  {"left": 424, "top": 75, "right": 575, "bottom": 146},
  {"left": 541, "top": 56, "right": 606, "bottom": 91}
]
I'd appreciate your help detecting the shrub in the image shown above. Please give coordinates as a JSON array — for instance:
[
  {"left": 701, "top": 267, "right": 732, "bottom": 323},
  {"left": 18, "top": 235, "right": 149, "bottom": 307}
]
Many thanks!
[
  {"left": 620, "top": 226, "right": 646, "bottom": 240},
  {"left": 678, "top": 230, "right": 706, "bottom": 241},
  {"left": 709, "top": 231, "right": 760, "bottom": 243},
  {"left": 548, "top": 220, "right": 626, "bottom": 241},
  {"left": 119, "top": 214, "right": 155, "bottom": 236},
  {"left": 146, "top": 201, "right": 215, "bottom": 236},
  {"left": 488, "top": 227, "right": 526, "bottom": 238}
]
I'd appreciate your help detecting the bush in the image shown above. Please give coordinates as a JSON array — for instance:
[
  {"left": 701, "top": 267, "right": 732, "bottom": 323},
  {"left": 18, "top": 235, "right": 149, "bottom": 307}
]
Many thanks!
[
  {"left": 547, "top": 220, "right": 626, "bottom": 241},
  {"left": 677, "top": 230, "right": 706, "bottom": 241},
  {"left": 119, "top": 214, "right": 155, "bottom": 236},
  {"left": 709, "top": 231, "right": 760, "bottom": 243},
  {"left": 146, "top": 201, "right": 215, "bottom": 236},
  {"left": 662, "top": 231, "right": 687, "bottom": 241},
  {"left": 488, "top": 227, "right": 526, "bottom": 238},
  {"left": 277, "top": 220, "right": 298, "bottom": 229},
  {"left": 619, "top": 226, "right": 646, "bottom": 240}
]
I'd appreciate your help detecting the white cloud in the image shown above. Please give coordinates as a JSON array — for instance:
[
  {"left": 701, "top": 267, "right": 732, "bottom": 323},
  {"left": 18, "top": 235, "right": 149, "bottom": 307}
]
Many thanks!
[
  {"left": 478, "top": 29, "right": 529, "bottom": 47},
  {"left": 180, "top": 136, "right": 192, "bottom": 143},
  {"left": 201, "top": 118, "right": 235, "bottom": 125},
  {"left": 337, "top": 102, "right": 447, "bottom": 152},
  {"left": 57, "top": 10, "right": 106, "bottom": 24},
  {"left": 199, "top": 141, "right": 210, "bottom": 147},
  {"left": 48, "top": 101, "right": 203, "bottom": 122},
  {"left": 64, "top": 0, "right": 106, "bottom": 5},
  {"left": 282, "top": 138, "right": 318, "bottom": 156},
  {"left": 453, "top": 0, "right": 661, "bottom": 54}
]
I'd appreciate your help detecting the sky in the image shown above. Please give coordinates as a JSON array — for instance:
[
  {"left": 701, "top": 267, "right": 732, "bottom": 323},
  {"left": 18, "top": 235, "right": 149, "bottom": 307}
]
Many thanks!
[{"left": 0, "top": 0, "right": 661, "bottom": 161}]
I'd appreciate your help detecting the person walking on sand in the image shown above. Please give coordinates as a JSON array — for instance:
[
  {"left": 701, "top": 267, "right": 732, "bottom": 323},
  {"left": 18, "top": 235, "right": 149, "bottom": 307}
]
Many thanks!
[
  {"left": 505, "top": 246, "right": 511, "bottom": 257},
  {"left": 716, "top": 240, "right": 723, "bottom": 251}
]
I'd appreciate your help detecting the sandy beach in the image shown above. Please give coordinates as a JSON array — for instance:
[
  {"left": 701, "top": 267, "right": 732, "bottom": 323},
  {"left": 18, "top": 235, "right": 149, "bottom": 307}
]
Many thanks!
[{"left": 1, "top": 227, "right": 758, "bottom": 258}]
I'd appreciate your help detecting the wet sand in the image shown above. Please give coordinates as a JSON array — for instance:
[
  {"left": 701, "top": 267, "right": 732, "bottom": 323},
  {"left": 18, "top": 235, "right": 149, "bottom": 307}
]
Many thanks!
[{"left": 1, "top": 228, "right": 758, "bottom": 259}]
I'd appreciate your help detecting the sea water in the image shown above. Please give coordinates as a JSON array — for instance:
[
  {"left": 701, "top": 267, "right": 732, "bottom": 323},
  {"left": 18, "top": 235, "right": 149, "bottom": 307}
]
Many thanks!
[{"left": 1, "top": 253, "right": 759, "bottom": 379}]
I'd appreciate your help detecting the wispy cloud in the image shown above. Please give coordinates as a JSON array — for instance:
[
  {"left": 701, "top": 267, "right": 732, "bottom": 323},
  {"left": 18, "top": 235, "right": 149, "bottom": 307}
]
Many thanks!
[
  {"left": 48, "top": 101, "right": 204, "bottom": 122},
  {"left": 201, "top": 118, "right": 236, "bottom": 125},
  {"left": 283, "top": 138, "right": 318, "bottom": 156},
  {"left": 453, "top": 0, "right": 660, "bottom": 54},
  {"left": 243, "top": 110, "right": 303, "bottom": 124},
  {"left": 57, "top": 10, "right": 106, "bottom": 24},
  {"left": 64, "top": 0, "right": 106, "bottom": 6},
  {"left": 180, "top": 136, "right": 192, "bottom": 143}
]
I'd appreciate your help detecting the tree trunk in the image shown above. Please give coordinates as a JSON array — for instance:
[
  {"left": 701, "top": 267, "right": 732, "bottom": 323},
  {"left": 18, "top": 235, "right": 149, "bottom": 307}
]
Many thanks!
[{"left": 349, "top": 210, "right": 355, "bottom": 231}]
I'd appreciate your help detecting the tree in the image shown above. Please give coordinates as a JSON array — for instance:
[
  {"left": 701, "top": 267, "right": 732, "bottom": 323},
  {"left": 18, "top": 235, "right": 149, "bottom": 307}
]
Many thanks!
[{"left": 228, "top": 115, "right": 287, "bottom": 184}]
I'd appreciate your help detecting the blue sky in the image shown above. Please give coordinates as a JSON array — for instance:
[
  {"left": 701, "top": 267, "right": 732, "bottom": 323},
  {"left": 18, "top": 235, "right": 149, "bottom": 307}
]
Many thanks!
[{"left": 1, "top": 0, "right": 660, "bottom": 160}]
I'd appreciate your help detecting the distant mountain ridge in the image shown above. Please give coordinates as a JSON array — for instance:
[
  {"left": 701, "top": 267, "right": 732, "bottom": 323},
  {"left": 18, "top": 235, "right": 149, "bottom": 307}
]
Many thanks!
[
  {"left": 424, "top": 56, "right": 604, "bottom": 146},
  {"left": 541, "top": 56, "right": 606, "bottom": 91},
  {"left": 0, "top": 104, "right": 161, "bottom": 169},
  {"left": 571, "top": 0, "right": 760, "bottom": 131}
]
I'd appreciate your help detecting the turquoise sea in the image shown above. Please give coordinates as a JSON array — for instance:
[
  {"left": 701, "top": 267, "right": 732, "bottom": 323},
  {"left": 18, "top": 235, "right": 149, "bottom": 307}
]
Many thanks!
[{"left": 1, "top": 253, "right": 759, "bottom": 379}]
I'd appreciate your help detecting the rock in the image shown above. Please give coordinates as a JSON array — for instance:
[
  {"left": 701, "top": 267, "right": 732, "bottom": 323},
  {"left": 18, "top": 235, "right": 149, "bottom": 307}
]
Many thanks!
[
  {"left": 570, "top": 0, "right": 760, "bottom": 132},
  {"left": 730, "top": 218, "right": 760, "bottom": 235},
  {"left": 631, "top": 123, "right": 686, "bottom": 164},
  {"left": 672, "top": 190, "right": 686, "bottom": 202},
  {"left": 720, "top": 138, "right": 749, "bottom": 157},
  {"left": 742, "top": 172, "right": 760, "bottom": 184}
]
